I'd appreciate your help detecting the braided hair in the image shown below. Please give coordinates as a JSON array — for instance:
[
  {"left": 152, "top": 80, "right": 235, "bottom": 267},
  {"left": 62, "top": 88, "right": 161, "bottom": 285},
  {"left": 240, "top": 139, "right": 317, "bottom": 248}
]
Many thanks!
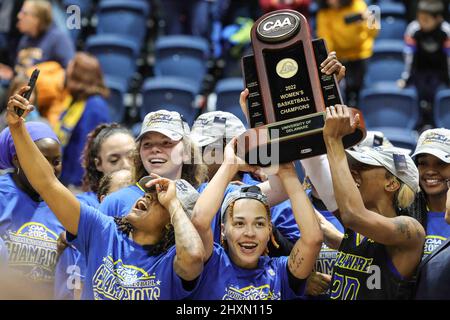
[{"left": 81, "top": 123, "right": 133, "bottom": 193}]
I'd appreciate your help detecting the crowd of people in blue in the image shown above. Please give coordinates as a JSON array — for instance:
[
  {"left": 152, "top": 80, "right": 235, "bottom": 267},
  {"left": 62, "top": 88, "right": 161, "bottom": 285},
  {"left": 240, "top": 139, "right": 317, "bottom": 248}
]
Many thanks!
[{"left": 0, "top": 0, "right": 449, "bottom": 300}]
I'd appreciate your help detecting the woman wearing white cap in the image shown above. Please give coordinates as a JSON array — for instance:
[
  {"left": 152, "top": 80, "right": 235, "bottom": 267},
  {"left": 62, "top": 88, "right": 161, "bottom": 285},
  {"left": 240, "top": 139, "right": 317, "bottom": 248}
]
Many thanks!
[
  {"left": 408, "top": 128, "right": 450, "bottom": 258},
  {"left": 190, "top": 111, "right": 298, "bottom": 256},
  {"left": 99, "top": 110, "right": 208, "bottom": 218},
  {"left": 5, "top": 89, "right": 206, "bottom": 300},
  {"left": 191, "top": 139, "right": 323, "bottom": 300},
  {"left": 410, "top": 128, "right": 450, "bottom": 299},
  {"left": 322, "top": 104, "right": 425, "bottom": 300}
]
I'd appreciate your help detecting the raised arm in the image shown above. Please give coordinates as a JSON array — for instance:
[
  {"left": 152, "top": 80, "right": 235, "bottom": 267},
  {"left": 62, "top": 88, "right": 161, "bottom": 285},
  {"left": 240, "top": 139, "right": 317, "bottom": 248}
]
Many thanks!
[
  {"left": 192, "top": 137, "right": 258, "bottom": 260},
  {"left": 323, "top": 105, "right": 425, "bottom": 249},
  {"left": 150, "top": 177, "right": 205, "bottom": 281},
  {"left": 6, "top": 87, "right": 80, "bottom": 235},
  {"left": 238, "top": 89, "right": 289, "bottom": 207},
  {"left": 315, "top": 209, "right": 343, "bottom": 250},
  {"left": 278, "top": 163, "right": 323, "bottom": 280}
]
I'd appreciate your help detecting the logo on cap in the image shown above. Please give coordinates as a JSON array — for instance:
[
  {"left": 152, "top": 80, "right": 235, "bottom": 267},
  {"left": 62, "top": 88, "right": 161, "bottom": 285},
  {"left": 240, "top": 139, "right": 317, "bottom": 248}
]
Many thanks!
[
  {"left": 257, "top": 12, "right": 300, "bottom": 42},
  {"left": 423, "top": 132, "right": 449, "bottom": 146}
]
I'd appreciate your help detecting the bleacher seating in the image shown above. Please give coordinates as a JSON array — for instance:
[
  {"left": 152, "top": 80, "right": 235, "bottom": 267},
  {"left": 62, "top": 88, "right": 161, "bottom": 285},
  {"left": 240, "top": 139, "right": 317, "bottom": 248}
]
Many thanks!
[
  {"left": 214, "top": 78, "right": 248, "bottom": 126},
  {"left": 434, "top": 89, "right": 450, "bottom": 128},
  {"left": 154, "top": 35, "right": 210, "bottom": 90},
  {"left": 359, "top": 85, "right": 419, "bottom": 130},
  {"left": 140, "top": 76, "right": 200, "bottom": 125}
]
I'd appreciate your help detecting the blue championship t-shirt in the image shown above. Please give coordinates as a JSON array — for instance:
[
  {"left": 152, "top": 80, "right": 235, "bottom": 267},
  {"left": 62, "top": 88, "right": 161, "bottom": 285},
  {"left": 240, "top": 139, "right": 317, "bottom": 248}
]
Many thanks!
[
  {"left": 54, "top": 245, "right": 86, "bottom": 300},
  {"left": 0, "top": 174, "right": 64, "bottom": 294},
  {"left": 190, "top": 244, "right": 306, "bottom": 300},
  {"left": 68, "top": 203, "right": 198, "bottom": 300},
  {"left": 76, "top": 191, "right": 100, "bottom": 209},
  {"left": 423, "top": 211, "right": 450, "bottom": 258},
  {"left": 54, "top": 191, "right": 96, "bottom": 299}
]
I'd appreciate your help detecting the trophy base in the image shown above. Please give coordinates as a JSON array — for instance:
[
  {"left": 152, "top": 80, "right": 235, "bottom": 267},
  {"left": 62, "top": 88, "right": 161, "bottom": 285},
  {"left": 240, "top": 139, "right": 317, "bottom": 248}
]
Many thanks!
[{"left": 237, "top": 108, "right": 366, "bottom": 166}]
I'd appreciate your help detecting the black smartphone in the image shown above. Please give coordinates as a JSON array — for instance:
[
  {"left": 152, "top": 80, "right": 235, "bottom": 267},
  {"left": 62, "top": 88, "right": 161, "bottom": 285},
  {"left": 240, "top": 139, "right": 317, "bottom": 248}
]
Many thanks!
[
  {"left": 344, "top": 13, "right": 363, "bottom": 24},
  {"left": 16, "top": 68, "right": 40, "bottom": 117}
]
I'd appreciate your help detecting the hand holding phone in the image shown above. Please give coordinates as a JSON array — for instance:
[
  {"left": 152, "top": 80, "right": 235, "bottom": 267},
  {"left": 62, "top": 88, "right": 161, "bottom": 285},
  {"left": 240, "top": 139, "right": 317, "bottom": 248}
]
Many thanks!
[{"left": 16, "top": 69, "right": 39, "bottom": 117}]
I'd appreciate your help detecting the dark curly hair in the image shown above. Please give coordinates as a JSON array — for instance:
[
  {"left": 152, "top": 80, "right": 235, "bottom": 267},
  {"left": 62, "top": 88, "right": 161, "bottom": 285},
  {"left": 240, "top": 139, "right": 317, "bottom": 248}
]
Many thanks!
[{"left": 81, "top": 123, "right": 133, "bottom": 193}]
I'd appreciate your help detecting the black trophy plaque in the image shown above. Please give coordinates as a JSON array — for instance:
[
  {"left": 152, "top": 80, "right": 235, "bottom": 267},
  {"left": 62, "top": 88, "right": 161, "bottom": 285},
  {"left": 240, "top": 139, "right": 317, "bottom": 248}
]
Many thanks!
[{"left": 237, "top": 10, "right": 366, "bottom": 166}]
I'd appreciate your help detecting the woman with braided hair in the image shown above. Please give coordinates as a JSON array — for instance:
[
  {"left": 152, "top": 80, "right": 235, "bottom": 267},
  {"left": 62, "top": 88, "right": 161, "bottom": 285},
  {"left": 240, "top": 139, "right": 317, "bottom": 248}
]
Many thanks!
[
  {"left": 53, "top": 123, "right": 135, "bottom": 299},
  {"left": 191, "top": 139, "right": 323, "bottom": 300},
  {"left": 7, "top": 86, "right": 205, "bottom": 300},
  {"left": 77, "top": 123, "right": 135, "bottom": 208}
]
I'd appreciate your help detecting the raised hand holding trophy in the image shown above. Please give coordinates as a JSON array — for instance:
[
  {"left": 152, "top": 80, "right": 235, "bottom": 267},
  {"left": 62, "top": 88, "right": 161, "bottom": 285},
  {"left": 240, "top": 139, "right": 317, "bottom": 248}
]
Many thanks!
[{"left": 237, "top": 10, "right": 366, "bottom": 166}]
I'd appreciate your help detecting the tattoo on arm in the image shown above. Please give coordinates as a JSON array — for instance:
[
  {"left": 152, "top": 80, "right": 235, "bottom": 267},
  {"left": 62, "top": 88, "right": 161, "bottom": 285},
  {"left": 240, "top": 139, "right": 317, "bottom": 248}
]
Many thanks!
[
  {"left": 288, "top": 247, "right": 305, "bottom": 271},
  {"left": 394, "top": 217, "right": 412, "bottom": 240}
]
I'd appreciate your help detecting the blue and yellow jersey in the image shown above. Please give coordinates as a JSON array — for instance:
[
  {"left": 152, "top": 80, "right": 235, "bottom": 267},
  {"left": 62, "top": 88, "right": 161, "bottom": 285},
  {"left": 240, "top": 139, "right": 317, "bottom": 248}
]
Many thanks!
[{"left": 330, "top": 229, "right": 414, "bottom": 300}]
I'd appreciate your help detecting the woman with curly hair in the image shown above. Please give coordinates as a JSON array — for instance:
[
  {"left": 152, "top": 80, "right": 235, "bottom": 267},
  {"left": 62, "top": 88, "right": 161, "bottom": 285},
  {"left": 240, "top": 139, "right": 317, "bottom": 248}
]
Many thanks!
[
  {"left": 99, "top": 110, "right": 208, "bottom": 218},
  {"left": 53, "top": 123, "right": 134, "bottom": 299},
  {"left": 76, "top": 123, "right": 135, "bottom": 207},
  {"left": 6, "top": 87, "right": 205, "bottom": 300}
]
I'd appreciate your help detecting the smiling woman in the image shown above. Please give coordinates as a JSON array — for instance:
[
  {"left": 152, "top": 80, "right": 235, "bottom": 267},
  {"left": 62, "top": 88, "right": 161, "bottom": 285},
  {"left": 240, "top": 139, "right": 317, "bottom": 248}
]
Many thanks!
[
  {"left": 98, "top": 110, "right": 207, "bottom": 218},
  {"left": 408, "top": 128, "right": 450, "bottom": 258},
  {"left": 0, "top": 121, "right": 64, "bottom": 297},
  {"left": 412, "top": 128, "right": 450, "bottom": 299},
  {"left": 4, "top": 88, "right": 206, "bottom": 300},
  {"left": 191, "top": 141, "right": 323, "bottom": 300}
]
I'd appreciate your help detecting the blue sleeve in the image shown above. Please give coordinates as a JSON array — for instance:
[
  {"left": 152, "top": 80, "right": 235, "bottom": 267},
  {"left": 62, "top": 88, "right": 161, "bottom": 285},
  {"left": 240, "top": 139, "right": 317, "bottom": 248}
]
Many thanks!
[
  {"left": 164, "top": 246, "right": 204, "bottom": 299},
  {"left": 98, "top": 192, "right": 127, "bottom": 217},
  {"left": 51, "top": 29, "right": 75, "bottom": 68},
  {"left": 273, "top": 256, "right": 306, "bottom": 299},
  {"left": 67, "top": 203, "right": 113, "bottom": 257},
  {"left": 271, "top": 201, "right": 300, "bottom": 243},
  {"left": 86, "top": 96, "right": 111, "bottom": 125},
  {"left": 76, "top": 192, "right": 100, "bottom": 209}
]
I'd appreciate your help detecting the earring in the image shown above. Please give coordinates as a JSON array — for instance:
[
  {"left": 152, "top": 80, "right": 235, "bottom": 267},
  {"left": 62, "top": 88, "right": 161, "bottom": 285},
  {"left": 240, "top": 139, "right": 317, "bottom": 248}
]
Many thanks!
[
  {"left": 356, "top": 182, "right": 360, "bottom": 188},
  {"left": 16, "top": 167, "right": 20, "bottom": 175}
]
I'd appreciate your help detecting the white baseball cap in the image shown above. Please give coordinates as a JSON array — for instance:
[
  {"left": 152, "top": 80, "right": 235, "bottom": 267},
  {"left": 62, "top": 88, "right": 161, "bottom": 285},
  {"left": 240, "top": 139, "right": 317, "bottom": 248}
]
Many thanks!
[
  {"left": 190, "top": 111, "right": 246, "bottom": 147},
  {"left": 136, "top": 110, "right": 190, "bottom": 141},
  {"left": 346, "top": 145, "right": 419, "bottom": 192},
  {"left": 412, "top": 128, "right": 450, "bottom": 164},
  {"left": 357, "top": 131, "right": 393, "bottom": 148}
]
